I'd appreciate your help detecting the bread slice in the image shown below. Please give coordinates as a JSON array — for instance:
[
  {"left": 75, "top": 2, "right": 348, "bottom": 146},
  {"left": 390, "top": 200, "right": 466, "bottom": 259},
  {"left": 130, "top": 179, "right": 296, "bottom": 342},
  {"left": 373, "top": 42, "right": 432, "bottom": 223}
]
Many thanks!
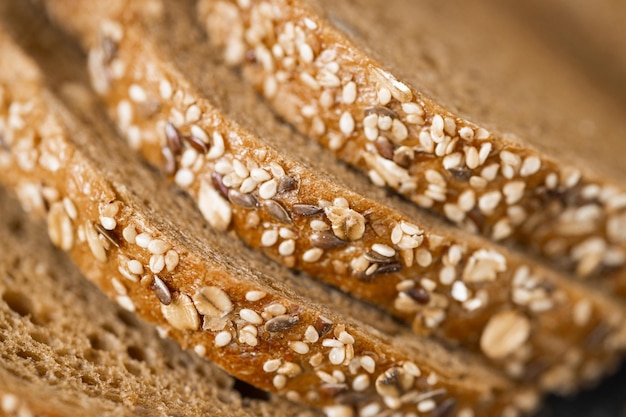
[
  {"left": 34, "top": 0, "right": 626, "bottom": 394},
  {"left": 193, "top": 0, "right": 626, "bottom": 287},
  {"left": 0, "top": 187, "right": 321, "bottom": 417},
  {"left": 0, "top": 18, "right": 534, "bottom": 417}
]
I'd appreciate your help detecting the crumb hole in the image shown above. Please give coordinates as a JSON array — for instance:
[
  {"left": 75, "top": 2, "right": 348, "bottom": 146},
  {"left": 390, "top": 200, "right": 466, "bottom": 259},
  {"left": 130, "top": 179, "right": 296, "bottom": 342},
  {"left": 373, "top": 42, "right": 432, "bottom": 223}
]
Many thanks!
[
  {"left": 116, "top": 309, "right": 141, "bottom": 328},
  {"left": 126, "top": 345, "right": 146, "bottom": 362},
  {"left": 16, "top": 349, "right": 42, "bottom": 362},
  {"left": 124, "top": 361, "right": 143, "bottom": 377},
  {"left": 80, "top": 374, "right": 99, "bottom": 387},
  {"left": 2, "top": 290, "right": 34, "bottom": 317},
  {"left": 88, "top": 332, "right": 111, "bottom": 351},
  {"left": 233, "top": 378, "right": 270, "bottom": 402},
  {"left": 30, "top": 330, "right": 51, "bottom": 345}
]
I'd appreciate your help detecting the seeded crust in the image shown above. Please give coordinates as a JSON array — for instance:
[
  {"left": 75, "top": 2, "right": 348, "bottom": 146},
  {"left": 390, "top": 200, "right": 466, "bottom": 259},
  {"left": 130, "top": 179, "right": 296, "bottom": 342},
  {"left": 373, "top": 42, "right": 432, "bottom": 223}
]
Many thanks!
[
  {"left": 0, "top": 189, "right": 322, "bottom": 417},
  {"left": 35, "top": 0, "right": 626, "bottom": 396},
  {"left": 0, "top": 21, "right": 536, "bottom": 417},
  {"left": 193, "top": 0, "right": 626, "bottom": 289}
]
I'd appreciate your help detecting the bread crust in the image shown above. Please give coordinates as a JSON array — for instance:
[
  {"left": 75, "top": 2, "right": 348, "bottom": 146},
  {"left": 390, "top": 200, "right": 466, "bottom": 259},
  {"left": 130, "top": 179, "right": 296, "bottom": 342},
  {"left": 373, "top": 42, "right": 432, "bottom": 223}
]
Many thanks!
[
  {"left": 38, "top": 0, "right": 626, "bottom": 394},
  {"left": 196, "top": 0, "right": 626, "bottom": 290},
  {"left": 0, "top": 22, "right": 534, "bottom": 417}
]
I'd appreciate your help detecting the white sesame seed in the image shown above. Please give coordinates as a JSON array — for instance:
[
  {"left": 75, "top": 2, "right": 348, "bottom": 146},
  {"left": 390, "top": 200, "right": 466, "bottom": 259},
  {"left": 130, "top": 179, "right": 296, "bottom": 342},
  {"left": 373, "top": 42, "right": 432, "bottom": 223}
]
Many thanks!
[
  {"left": 459, "top": 126, "right": 475, "bottom": 140},
  {"left": 372, "top": 243, "right": 396, "bottom": 258},
  {"left": 391, "top": 119, "right": 408, "bottom": 142},
  {"left": 338, "top": 331, "right": 355, "bottom": 345},
  {"left": 359, "top": 403, "right": 381, "bottom": 417},
  {"left": 425, "top": 169, "right": 446, "bottom": 186},
  {"left": 298, "top": 43, "right": 314, "bottom": 63},
  {"left": 250, "top": 168, "right": 271, "bottom": 182},
  {"left": 402, "top": 102, "right": 424, "bottom": 116},
  {"left": 259, "top": 179, "right": 278, "bottom": 199},
  {"left": 481, "top": 163, "right": 500, "bottom": 181},
  {"left": 443, "top": 152, "right": 463, "bottom": 169},
  {"left": 444, "top": 203, "right": 465, "bottom": 223},
  {"left": 317, "top": 370, "right": 338, "bottom": 384},
  {"left": 127, "top": 259, "right": 144, "bottom": 275},
  {"left": 304, "top": 325, "right": 319, "bottom": 343},
  {"left": 329, "top": 346, "right": 346, "bottom": 365},
  {"left": 62, "top": 197, "right": 78, "bottom": 220},
  {"left": 159, "top": 80, "right": 173, "bottom": 100},
  {"left": 503, "top": 181, "right": 526, "bottom": 205},
  {"left": 263, "top": 358, "right": 282, "bottom": 372},
  {"left": 377, "top": 115, "right": 392, "bottom": 131},
  {"left": 478, "top": 143, "right": 492, "bottom": 165},
  {"left": 186, "top": 105, "right": 202, "bottom": 123},
  {"left": 149, "top": 254, "right": 165, "bottom": 274},
  {"left": 148, "top": 239, "right": 170, "bottom": 255},
  {"left": 300, "top": 72, "right": 320, "bottom": 90},
  {"left": 451, "top": 281, "right": 470, "bottom": 302},
  {"left": 279, "top": 227, "right": 296, "bottom": 239},
  {"left": 339, "top": 111, "right": 355, "bottom": 136},
  {"left": 309, "top": 352, "right": 323, "bottom": 367},
  {"left": 363, "top": 113, "right": 378, "bottom": 129},
  {"left": 545, "top": 173, "right": 558, "bottom": 189},
  {"left": 174, "top": 168, "right": 195, "bottom": 188},
  {"left": 322, "top": 339, "right": 344, "bottom": 348},
  {"left": 520, "top": 155, "right": 541, "bottom": 177},
  {"left": 232, "top": 159, "right": 250, "bottom": 179},
  {"left": 100, "top": 216, "right": 116, "bottom": 231},
  {"left": 319, "top": 89, "right": 334, "bottom": 108},
  {"left": 240, "top": 308, "right": 263, "bottom": 325},
  {"left": 116, "top": 295, "right": 135, "bottom": 312},
  {"left": 377, "top": 87, "right": 391, "bottom": 105},
  {"left": 265, "top": 303, "right": 287, "bottom": 316},
  {"left": 352, "top": 374, "right": 370, "bottom": 392},
  {"left": 493, "top": 219, "right": 512, "bottom": 240},
  {"left": 128, "top": 84, "right": 146, "bottom": 102},
  {"left": 439, "top": 265, "right": 456, "bottom": 285},
  {"left": 135, "top": 232, "right": 152, "bottom": 248},
  {"left": 206, "top": 131, "right": 225, "bottom": 160},
  {"left": 465, "top": 146, "right": 480, "bottom": 169},
  {"left": 122, "top": 225, "right": 137, "bottom": 244},
  {"left": 478, "top": 190, "right": 502, "bottom": 214},
  {"left": 278, "top": 239, "right": 296, "bottom": 256},
  {"left": 290, "top": 341, "right": 310, "bottom": 354},
  {"left": 245, "top": 290, "right": 267, "bottom": 302},
  {"left": 360, "top": 356, "right": 376, "bottom": 373},
  {"left": 470, "top": 176, "right": 488, "bottom": 189},
  {"left": 272, "top": 374, "right": 287, "bottom": 389},
  {"left": 303, "top": 247, "right": 324, "bottom": 262},
  {"left": 239, "top": 177, "right": 258, "bottom": 194},
  {"left": 458, "top": 189, "right": 476, "bottom": 212},
  {"left": 342, "top": 81, "right": 357, "bottom": 104},
  {"left": 416, "top": 248, "right": 433, "bottom": 267},
  {"left": 417, "top": 399, "right": 436, "bottom": 413},
  {"left": 431, "top": 115, "right": 445, "bottom": 142}
]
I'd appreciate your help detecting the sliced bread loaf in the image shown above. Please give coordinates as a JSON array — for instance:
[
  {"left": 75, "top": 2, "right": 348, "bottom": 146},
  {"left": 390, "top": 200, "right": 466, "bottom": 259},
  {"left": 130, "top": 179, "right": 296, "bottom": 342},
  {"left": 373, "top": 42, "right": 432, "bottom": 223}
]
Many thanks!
[
  {"left": 0, "top": 18, "right": 533, "bottom": 417},
  {"left": 0, "top": 187, "right": 321, "bottom": 417},
  {"left": 34, "top": 0, "right": 626, "bottom": 394},
  {"left": 195, "top": 0, "right": 626, "bottom": 288}
]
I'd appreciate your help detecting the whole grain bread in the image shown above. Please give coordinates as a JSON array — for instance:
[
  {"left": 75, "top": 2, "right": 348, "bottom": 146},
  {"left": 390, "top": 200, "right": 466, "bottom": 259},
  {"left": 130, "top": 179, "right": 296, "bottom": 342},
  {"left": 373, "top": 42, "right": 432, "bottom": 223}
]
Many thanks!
[
  {"left": 195, "top": 0, "right": 626, "bottom": 290},
  {"left": 0, "top": 16, "right": 538, "bottom": 417},
  {"left": 35, "top": 0, "right": 626, "bottom": 394},
  {"left": 0, "top": 187, "right": 321, "bottom": 417}
]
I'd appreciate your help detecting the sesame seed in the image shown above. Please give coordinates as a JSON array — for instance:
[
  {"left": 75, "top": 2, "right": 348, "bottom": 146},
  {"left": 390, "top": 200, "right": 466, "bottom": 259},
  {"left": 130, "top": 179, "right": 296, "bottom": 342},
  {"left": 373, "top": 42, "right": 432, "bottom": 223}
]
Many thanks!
[
  {"left": 317, "top": 370, "right": 338, "bottom": 384},
  {"left": 298, "top": 43, "right": 314, "bottom": 63},
  {"left": 165, "top": 249, "right": 180, "bottom": 272},
  {"left": 116, "top": 295, "right": 135, "bottom": 312},
  {"left": 470, "top": 176, "right": 488, "bottom": 189},
  {"left": 478, "top": 190, "right": 502, "bottom": 214},
  {"left": 149, "top": 254, "right": 165, "bottom": 273},
  {"left": 122, "top": 225, "right": 137, "bottom": 244},
  {"left": 329, "top": 346, "right": 346, "bottom": 364},
  {"left": 304, "top": 325, "right": 319, "bottom": 343},
  {"left": 175, "top": 168, "right": 195, "bottom": 188},
  {"left": 417, "top": 399, "right": 436, "bottom": 413},
  {"left": 290, "top": 341, "right": 310, "bottom": 354},
  {"left": 342, "top": 81, "right": 357, "bottom": 104},
  {"left": 322, "top": 338, "right": 344, "bottom": 348},
  {"left": 503, "top": 181, "right": 526, "bottom": 205},
  {"left": 377, "top": 87, "right": 391, "bottom": 105},
  {"left": 263, "top": 358, "right": 282, "bottom": 372},
  {"left": 339, "top": 111, "right": 355, "bottom": 136},
  {"left": 159, "top": 79, "right": 173, "bottom": 100},
  {"left": 135, "top": 232, "right": 152, "bottom": 248},
  {"left": 371, "top": 243, "right": 396, "bottom": 258},
  {"left": 265, "top": 303, "right": 287, "bottom": 316},
  {"left": 319, "top": 89, "right": 334, "bottom": 108},
  {"left": 465, "top": 146, "right": 480, "bottom": 169},
  {"left": 443, "top": 203, "right": 465, "bottom": 223},
  {"left": 309, "top": 352, "right": 323, "bottom": 367},
  {"left": 63, "top": 197, "right": 78, "bottom": 220},
  {"left": 338, "top": 330, "right": 355, "bottom": 345},
  {"left": 458, "top": 189, "right": 476, "bottom": 212},
  {"left": 206, "top": 131, "right": 225, "bottom": 160},
  {"left": 277, "top": 361, "right": 302, "bottom": 377},
  {"left": 493, "top": 219, "right": 512, "bottom": 240},
  {"left": 127, "top": 259, "right": 144, "bottom": 275},
  {"left": 128, "top": 84, "right": 146, "bottom": 102},
  {"left": 520, "top": 155, "right": 541, "bottom": 177},
  {"left": 377, "top": 115, "right": 392, "bottom": 130},
  {"left": 416, "top": 248, "right": 433, "bottom": 267},
  {"left": 278, "top": 239, "right": 296, "bottom": 256},
  {"left": 240, "top": 308, "right": 263, "bottom": 324},
  {"left": 439, "top": 265, "right": 456, "bottom": 285},
  {"left": 303, "top": 247, "right": 324, "bottom": 262},
  {"left": 300, "top": 72, "right": 320, "bottom": 90},
  {"left": 352, "top": 374, "right": 370, "bottom": 392},
  {"left": 100, "top": 216, "right": 116, "bottom": 231},
  {"left": 451, "top": 281, "right": 470, "bottom": 302},
  {"left": 148, "top": 239, "right": 170, "bottom": 255},
  {"left": 245, "top": 290, "right": 267, "bottom": 302},
  {"left": 85, "top": 221, "right": 107, "bottom": 262},
  {"left": 259, "top": 179, "right": 278, "bottom": 199},
  {"left": 431, "top": 115, "right": 445, "bottom": 142},
  {"left": 391, "top": 119, "right": 408, "bottom": 142},
  {"left": 214, "top": 330, "right": 232, "bottom": 348},
  {"left": 360, "top": 356, "right": 376, "bottom": 373},
  {"left": 425, "top": 169, "right": 446, "bottom": 186},
  {"left": 272, "top": 374, "right": 287, "bottom": 390}
]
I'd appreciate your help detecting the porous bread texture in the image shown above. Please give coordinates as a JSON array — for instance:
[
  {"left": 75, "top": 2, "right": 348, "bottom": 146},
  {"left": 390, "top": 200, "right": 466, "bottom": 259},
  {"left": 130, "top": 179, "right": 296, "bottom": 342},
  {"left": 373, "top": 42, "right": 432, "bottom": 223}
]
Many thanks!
[
  {"left": 197, "top": 0, "right": 626, "bottom": 289},
  {"left": 37, "top": 0, "right": 626, "bottom": 395},
  {"left": 0, "top": 189, "right": 320, "bottom": 417},
  {"left": 0, "top": 21, "right": 527, "bottom": 417}
]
